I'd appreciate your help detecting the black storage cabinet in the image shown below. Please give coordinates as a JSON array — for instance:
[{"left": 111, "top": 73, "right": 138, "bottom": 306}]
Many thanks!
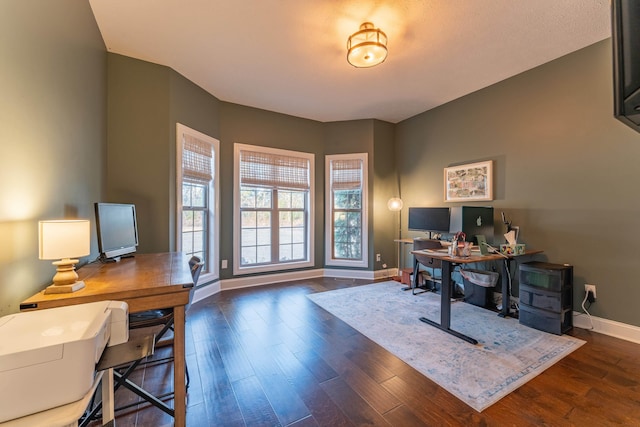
[{"left": 518, "top": 262, "right": 573, "bottom": 335}]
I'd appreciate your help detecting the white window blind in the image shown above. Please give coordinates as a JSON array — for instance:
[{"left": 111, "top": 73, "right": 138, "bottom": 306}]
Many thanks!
[
  {"left": 183, "top": 134, "right": 213, "bottom": 184},
  {"left": 240, "top": 149, "right": 310, "bottom": 190},
  {"left": 330, "top": 158, "right": 363, "bottom": 190}
]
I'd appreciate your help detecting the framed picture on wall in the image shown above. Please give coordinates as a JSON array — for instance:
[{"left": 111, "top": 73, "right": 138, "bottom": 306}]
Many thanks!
[{"left": 444, "top": 160, "right": 493, "bottom": 202}]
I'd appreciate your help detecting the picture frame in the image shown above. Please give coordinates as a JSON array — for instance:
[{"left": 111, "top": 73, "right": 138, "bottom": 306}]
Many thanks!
[{"left": 444, "top": 160, "right": 493, "bottom": 202}]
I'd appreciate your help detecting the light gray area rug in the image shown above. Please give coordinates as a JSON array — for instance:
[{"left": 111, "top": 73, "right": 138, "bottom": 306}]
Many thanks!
[{"left": 307, "top": 281, "right": 585, "bottom": 412}]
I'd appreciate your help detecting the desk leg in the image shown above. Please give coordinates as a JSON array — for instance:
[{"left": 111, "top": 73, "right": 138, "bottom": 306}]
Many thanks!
[
  {"left": 102, "top": 368, "right": 115, "bottom": 426},
  {"left": 174, "top": 305, "right": 187, "bottom": 427},
  {"left": 499, "top": 259, "right": 512, "bottom": 318},
  {"left": 419, "top": 260, "right": 478, "bottom": 345}
]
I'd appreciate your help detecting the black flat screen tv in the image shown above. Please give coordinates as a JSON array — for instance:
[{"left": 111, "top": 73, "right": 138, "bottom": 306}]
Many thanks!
[
  {"left": 612, "top": 0, "right": 640, "bottom": 133},
  {"left": 408, "top": 207, "right": 450, "bottom": 233},
  {"left": 95, "top": 202, "right": 139, "bottom": 261}
]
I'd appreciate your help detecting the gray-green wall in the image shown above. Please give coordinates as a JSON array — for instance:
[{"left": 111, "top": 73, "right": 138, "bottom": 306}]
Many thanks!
[
  {"left": 106, "top": 54, "right": 221, "bottom": 255},
  {"left": 397, "top": 39, "right": 640, "bottom": 327},
  {"left": 0, "top": 0, "right": 106, "bottom": 315}
]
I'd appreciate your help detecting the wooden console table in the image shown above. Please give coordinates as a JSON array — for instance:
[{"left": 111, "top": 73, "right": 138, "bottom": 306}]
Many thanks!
[
  {"left": 20, "top": 252, "right": 193, "bottom": 427},
  {"left": 411, "top": 249, "right": 542, "bottom": 344}
]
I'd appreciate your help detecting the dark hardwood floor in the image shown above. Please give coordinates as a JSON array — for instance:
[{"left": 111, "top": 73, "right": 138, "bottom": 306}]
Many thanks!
[{"left": 104, "top": 278, "right": 640, "bottom": 426}]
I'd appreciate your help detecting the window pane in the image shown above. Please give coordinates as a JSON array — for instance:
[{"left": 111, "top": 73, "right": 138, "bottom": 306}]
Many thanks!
[
  {"left": 182, "top": 211, "right": 194, "bottom": 232},
  {"left": 347, "top": 212, "right": 361, "bottom": 227},
  {"left": 193, "top": 211, "right": 205, "bottom": 231},
  {"left": 291, "top": 192, "right": 305, "bottom": 209},
  {"left": 193, "top": 231, "right": 204, "bottom": 252},
  {"left": 256, "top": 228, "right": 271, "bottom": 245},
  {"left": 241, "top": 247, "right": 256, "bottom": 265},
  {"left": 334, "top": 243, "right": 346, "bottom": 258},
  {"left": 279, "top": 211, "right": 291, "bottom": 227},
  {"left": 257, "top": 245, "right": 271, "bottom": 263},
  {"left": 292, "top": 227, "right": 305, "bottom": 243},
  {"left": 280, "top": 228, "right": 292, "bottom": 244},
  {"left": 242, "top": 228, "right": 256, "bottom": 246},
  {"left": 291, "top": 211, "right": 304, "bottom": 227},
  {"left": 349, "top": 191, "right": 362, "bottom": 209},
  {"left": 257, "top": 212, "right": 271, "bottom": 227},
  {"left": 192, "top": 184, "right": 206, "bottom": 208},
  {"left": 334, "top": 212, "right": 347, "bottom": 227},
  {"left": 256, "top": 189, "right": 271, "bottom": 208},
  {"left": 183, "top": 184, "right": 192, "bottom": 206},
  {"left": 334, "top": 191, "right": 349, "bottom": 209},
  {"left": 279, "top": 244, "right": 292, "bottom": 261},
  {"left": 182, "top": 232, "right": 193, "bottom": 253},
  {"left": 334, "top": 227, "right": 348, "bottom": 243},
  {"left": 242, "top": 211, "right": 257, "bottom": 228},
  {"left": 278, "top": 191, "right": 291, "bottom": 209},
  {"left": 240, "top": 189, "right": 256, "bottom": 208},
  {"left": 292, "top": 243, "right": 305, "bottom": 259}
]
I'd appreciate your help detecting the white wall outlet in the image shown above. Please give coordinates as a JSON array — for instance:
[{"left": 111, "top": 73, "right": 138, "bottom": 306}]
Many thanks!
[
  {"left": 585, "top": 284, "right": 596, "bottom": 299},
  {"left": 221, "top": 259, "right": 228, "bottom": 269},
  {"left": 376, "top": 253, "right": 381, "bottom": 262}
]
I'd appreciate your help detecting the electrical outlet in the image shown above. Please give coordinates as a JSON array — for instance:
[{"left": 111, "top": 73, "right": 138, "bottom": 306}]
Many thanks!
[
  {"left": 585, "top": 284, "right": 596, "bottom": 302},
  {"left": 221, "top": 259, "right": 228, "bottom": 269},
  {"left": 376, "top": 253, "right": 381, "bottom": 262}
]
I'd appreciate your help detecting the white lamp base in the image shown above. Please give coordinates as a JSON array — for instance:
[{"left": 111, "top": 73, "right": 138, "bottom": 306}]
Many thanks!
[{"left": 44, "top": 280, "right": 86, "bottom": 294}]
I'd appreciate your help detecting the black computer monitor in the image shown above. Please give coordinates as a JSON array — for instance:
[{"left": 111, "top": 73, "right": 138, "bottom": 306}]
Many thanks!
[
  {"left": 408, "top": 207, "right": 450, "bottom": 234},
  {"left": 95, "top": 202, "right": 139, "bottom": 261}
]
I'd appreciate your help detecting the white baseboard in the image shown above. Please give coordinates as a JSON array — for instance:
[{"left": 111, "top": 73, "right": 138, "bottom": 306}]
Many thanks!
[
  {"left": 221, "top": 268, "right": 325, "bottom": 291},
  {"left": 573, "top": 311, "right": 640, "bottom": 344},
  {"left": 191, "top": 269, "right": 640, "bottom": 345},
  {"left": 192, "top": 281, "right": 220, "bottom": 304}
]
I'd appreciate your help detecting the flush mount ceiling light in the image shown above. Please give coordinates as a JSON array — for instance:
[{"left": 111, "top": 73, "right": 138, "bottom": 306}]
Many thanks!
[{"left": 347, "top": 22, "right": 388, "bottom": 68}]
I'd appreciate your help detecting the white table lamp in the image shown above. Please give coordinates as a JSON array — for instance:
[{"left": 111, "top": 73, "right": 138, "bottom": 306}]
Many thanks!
[{"left": 39, "top": 219, "right": 90, "bottom": 294}]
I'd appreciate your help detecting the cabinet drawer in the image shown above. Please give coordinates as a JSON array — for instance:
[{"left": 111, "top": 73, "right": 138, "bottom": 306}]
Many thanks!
[
  {"left": 520, "top": 285, "right": 562, "bottom": 312},
  {"left": 519, "top": 304, "right": 572, "bottom": 335},
  {"left": 519, "top": 262, "right": 572, "bottom": 292}
]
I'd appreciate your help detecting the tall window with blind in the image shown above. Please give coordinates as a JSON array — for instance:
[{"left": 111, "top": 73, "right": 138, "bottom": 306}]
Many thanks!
[
  {"left": 325, "top": 153, "right": 368, "bottom": 268},
  {"left": 234, "top": 144, "right": 314, "bottom": 275},
  {"left": 176, "top": 123, "right": 220, "bottom": 281}
]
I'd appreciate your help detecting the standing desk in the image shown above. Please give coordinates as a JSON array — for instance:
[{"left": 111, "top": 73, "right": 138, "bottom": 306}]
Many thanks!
[
  {"left": 410, "top": 248, "right": 542, "bottom": 344},
  {"left": 20, "top": 252, "right": 193, "bottom": 427}
]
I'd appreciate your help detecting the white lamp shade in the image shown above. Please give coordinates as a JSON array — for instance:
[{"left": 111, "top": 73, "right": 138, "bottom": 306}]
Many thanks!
[{"left": 39, "top": 220, "right": 90, "bottom": 260}]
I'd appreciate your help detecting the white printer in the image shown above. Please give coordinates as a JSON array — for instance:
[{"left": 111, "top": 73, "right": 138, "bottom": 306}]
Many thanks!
[{"left": 0, "top": 300, "right": 129, "bottom": 423}]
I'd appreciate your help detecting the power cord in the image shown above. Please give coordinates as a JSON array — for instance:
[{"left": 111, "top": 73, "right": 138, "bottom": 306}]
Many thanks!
[{"left": 580, "top": 292, "right": 595, "bottom": 330}]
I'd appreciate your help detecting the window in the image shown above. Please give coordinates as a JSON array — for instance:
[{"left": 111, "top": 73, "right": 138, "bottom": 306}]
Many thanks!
[
  {"left": 325, "top": 153, "right": 368, "bottom": 267},
  {"left": 176, "top": 123, "right": 220, "bottom": 282},
  {"left": 234, "top": 144, "right": 314, "bottom": 274}
]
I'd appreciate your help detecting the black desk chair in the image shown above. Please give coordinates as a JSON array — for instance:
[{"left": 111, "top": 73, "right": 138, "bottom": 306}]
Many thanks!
[{"left": 411, "top": 238, "right": 443, "bottom": 295}]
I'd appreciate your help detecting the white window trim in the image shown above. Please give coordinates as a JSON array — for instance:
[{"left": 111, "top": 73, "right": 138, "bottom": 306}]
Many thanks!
[
  {"left": 176, "top": 123, "right": 220, "bottom": 284},
  {"left": 233, "top": 143, "right": 315, "bottom": 275},
  {"left": 325, "top": 153, "right": 368, "bottom": 268}
]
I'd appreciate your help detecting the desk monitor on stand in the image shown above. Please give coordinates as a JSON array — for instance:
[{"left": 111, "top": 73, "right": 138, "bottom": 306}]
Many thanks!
[
  {"left": 408, "top": 207, "right": 451, "bottom": 239},
  {"left": 95, "top": 202, "right": 139, "bottom": 262}
]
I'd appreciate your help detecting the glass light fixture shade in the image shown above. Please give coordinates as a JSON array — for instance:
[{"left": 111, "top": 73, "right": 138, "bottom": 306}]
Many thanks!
[
  {"left": 387, "top": 197, "right": 403, "bottom": 211},
  {"left": 39, "top": 220, "right": 91, "bottom": 260},
  {"left": 347, "top": 22, "right": 388, "bottom": 68}
]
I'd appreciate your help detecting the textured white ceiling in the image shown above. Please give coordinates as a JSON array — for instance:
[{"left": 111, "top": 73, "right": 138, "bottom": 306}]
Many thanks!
[{"left": 89, "top": 0, "right": 611, "bottom": 123}]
